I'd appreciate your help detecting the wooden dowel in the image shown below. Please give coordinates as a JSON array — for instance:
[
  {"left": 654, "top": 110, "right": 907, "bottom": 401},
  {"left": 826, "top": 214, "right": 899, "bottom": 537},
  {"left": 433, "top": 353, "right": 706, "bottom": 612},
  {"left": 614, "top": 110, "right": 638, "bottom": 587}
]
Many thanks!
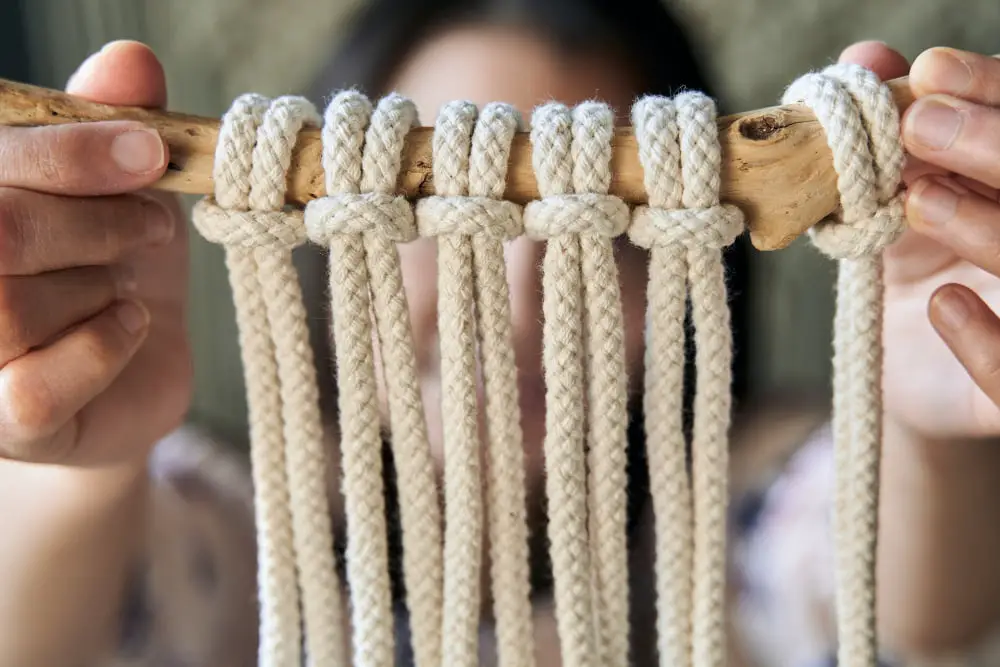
[{"left": 0, "top": 76, "right": 916, "bottom": 250}]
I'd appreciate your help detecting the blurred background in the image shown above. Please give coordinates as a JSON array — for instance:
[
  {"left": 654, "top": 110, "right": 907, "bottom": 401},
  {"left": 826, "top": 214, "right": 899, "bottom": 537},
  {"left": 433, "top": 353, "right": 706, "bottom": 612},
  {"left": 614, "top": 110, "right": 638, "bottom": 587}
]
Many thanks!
[{"left": 0, "top": 0, "right": 997, "bottom": 443}]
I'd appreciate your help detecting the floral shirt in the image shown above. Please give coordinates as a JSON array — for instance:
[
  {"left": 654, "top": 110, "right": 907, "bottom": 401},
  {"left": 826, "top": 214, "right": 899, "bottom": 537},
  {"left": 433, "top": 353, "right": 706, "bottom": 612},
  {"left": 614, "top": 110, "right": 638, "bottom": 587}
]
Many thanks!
[{"left": 100, "top": 421, "right": 1000, "bottom": 667}]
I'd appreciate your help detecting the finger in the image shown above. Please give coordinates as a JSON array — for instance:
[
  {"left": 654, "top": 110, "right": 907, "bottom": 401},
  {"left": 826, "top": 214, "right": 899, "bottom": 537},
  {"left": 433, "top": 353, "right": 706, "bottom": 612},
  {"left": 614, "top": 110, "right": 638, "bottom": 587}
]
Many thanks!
[
  {"left": 0, "top": 189, "right": 174, "bottom": 275},
  {"left": 0, "top": 120, "right": 167, "bottom": 196},
  {"left": 838, "top": 41, "right": 911, "bottom": 81},
  {"left": 67, "top": 40, "right": 168, "bottom": 109},
  {"left": 902, "top": 95, "right": 1000, "bottom": 189},
  {"left": 0, "top": 265, "right": 134, "bottom": 365},
  {"left": 910, "top": 48, "right": 1000, "bottom": 107},
  {"left": 0, "top": 299, "right": 149, "bottom": 463},
  {"left": 929, "top": 284, "right": 1000, "bottom": 410},
  {"left": 906, "top": 175, "right": 1000, "bottom": 274}
]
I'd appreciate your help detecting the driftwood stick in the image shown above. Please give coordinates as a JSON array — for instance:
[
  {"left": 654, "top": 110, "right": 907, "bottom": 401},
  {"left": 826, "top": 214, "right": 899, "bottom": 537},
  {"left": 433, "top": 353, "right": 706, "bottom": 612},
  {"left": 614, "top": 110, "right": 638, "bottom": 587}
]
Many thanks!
[{"left": 0, "top": 76, "right": 915, "bottom": 250}]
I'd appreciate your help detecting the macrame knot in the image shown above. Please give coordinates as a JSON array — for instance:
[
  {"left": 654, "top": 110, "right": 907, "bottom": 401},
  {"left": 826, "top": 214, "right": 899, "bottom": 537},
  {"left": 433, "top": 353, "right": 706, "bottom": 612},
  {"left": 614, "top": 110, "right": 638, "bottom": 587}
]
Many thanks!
[
  {"left": 628, "top": 92, "right": 744, "bottom": 251},
  {"left": 193, "top": 202, "right": 308, "bottom": 249},
  {"left": 782, "top": 63, "right": 906, "bottom": 259},
  {"left": 523, "top": 193, "right": 629, "bottom": 239},
  {"left": 304, "top": 90, "right": 417, "bottom": 244},
  {"left": 305, "top": 193, "right": 416, "bottom": 243},
  {"left": 523, "top": 101, "right": 629, "bottom": 240},
  {"left": 192, "top": 94, "right": 319, "bottom": 251},
  {"left": 415, "top": 101, "right": 524, "bottom": 240},
  {"left": 417, "top": 196, "right": 522, "bottom": 239},
  {"left": 628, "top": 204, "right": 743, "bottom": 249}
]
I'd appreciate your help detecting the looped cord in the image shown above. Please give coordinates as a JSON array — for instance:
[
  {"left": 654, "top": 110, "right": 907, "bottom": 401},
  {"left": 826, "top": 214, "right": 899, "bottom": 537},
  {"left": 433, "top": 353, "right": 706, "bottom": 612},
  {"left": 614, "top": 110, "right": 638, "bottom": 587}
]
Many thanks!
[
  {"left": 783, "top": 63, "right": 905, "bottom": 667},
  {"left": 526, "top": 101, "right": 631, "bottom": 667},
  {"left": 428, "top": 101, "right": 537, "bottom": 667},
  {"left": 415, "top": 100, "right": 536, "bottom": 667},
  {"left": 783, "top": 64, "right": 906, "bottom": 259},
  {"left": 305, "top": 193, "right": 417, "bottom": 242},
  {"left": 191, "top": 94, "right": 346, "bottom": 667},
  {"left": 629, "top": 91, "right": 743, "bottom": 667},
  {"left": 523, "top": 193, "right": 629, "bottom": 238},
  {"left": 306, "top": 91, "right": 446, "bottom": 667}
]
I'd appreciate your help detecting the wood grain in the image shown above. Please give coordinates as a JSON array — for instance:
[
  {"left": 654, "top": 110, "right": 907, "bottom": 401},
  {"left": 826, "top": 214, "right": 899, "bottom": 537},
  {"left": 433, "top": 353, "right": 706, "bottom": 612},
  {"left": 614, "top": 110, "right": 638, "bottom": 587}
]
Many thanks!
[{"left": 0, "top": 76, "right": 915, "bottom": 250}]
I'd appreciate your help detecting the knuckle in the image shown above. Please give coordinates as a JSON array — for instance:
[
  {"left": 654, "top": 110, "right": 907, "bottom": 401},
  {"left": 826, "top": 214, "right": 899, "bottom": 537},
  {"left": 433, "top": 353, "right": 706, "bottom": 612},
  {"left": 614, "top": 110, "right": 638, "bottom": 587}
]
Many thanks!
[
  {"left": 76, "top": 320, "right": 126, "bottom": 375},
  {"left": 0, "top": 366, "right": 60, "bottom": 444},
  {"left": 27, "top": 126, "right": 85, "bottom": 190},
  {"left": 0, "top": 279, "right": 29, "bottom": 356},
  {"left": 0, "top": 189, "right": 27, "bottom": 273}
]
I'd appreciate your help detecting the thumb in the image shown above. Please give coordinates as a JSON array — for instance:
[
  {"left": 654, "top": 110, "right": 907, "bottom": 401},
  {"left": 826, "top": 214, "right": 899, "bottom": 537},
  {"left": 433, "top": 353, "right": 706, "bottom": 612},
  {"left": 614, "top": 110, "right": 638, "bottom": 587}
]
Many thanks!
[
  {"left": 66, "top": 40, "right": 168, "bottom": 109},
  {"left": 838, "top": 40, "right": 911, "bottom": 82}
]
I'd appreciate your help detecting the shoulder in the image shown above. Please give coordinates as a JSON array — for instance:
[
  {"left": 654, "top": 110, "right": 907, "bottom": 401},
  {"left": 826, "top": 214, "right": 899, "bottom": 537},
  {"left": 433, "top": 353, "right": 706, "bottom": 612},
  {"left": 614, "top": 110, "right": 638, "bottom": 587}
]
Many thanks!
[{"left": 102, "top": 425, "right": 258, "bottom": 667}]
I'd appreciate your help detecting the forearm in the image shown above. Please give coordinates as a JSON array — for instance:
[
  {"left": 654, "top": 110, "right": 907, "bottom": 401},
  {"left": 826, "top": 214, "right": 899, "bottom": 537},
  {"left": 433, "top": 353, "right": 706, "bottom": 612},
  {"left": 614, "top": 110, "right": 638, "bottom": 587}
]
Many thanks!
[
  {"left": 878, "top": 417, "right": 1000, "bottom": 656},
  {"left": 0, "top": 461, "right": 148, "bottom": 667}
]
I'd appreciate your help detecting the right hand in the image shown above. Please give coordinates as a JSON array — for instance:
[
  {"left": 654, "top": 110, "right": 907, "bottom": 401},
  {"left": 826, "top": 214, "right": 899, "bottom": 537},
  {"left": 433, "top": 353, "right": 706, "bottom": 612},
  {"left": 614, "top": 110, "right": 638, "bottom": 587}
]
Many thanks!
[{"left": 0, "top": 41, "right": 192, "bottom": 467}]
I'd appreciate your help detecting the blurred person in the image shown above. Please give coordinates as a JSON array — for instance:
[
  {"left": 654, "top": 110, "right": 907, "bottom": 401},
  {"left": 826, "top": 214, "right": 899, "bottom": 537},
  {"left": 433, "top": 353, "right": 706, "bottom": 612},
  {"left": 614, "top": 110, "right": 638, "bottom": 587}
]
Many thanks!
[{"left": 1, "top": 0, "right": 1000, "bottom": 665}]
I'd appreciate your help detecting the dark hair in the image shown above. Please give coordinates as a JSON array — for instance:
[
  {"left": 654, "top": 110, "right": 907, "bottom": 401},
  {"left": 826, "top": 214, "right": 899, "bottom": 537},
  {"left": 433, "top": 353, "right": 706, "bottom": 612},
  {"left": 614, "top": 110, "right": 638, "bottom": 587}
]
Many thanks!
[
  {"left": 306, "top": 3, "right": 751, "bottom": 662},
  {"left": 313, "top": 0, "right": 715, "bottom": 103}
]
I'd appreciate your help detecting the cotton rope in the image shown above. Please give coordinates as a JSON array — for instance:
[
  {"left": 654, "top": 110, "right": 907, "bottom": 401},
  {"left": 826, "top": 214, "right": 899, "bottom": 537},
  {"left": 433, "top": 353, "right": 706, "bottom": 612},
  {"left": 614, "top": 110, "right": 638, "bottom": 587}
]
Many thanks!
[
  {"left": 196, "top": 62, "right": 902, "bottom": 667},
  {"left": 630, "top": 92, "right": 744, "bottom": 667},
  {"left": 415, "top": 101, "right": 535, "bottom": 667},
  {"left": 782, "top": 63, "right": 906, "bottom": 667},
  {"left": 523, "top": 101, "right": 631, "bottom": 667},
  {"left": 304, "top": 91, "right": 450, "bottom": 667},
  {"left": 191, "top": 95, "right": 345, "bottom": 667}
]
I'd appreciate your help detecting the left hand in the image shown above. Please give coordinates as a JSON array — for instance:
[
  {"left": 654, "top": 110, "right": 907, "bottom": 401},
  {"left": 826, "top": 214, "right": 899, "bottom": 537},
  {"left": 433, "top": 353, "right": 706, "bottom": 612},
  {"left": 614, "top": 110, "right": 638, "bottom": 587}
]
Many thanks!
[{"left": 841, "top": 43, "right": 1000, "bottom": 440}]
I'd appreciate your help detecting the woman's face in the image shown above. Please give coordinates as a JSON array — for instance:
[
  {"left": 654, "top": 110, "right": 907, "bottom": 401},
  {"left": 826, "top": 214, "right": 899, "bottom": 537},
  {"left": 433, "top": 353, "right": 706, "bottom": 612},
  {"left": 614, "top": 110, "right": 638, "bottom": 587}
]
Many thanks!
[{"left": 382, "top": 23, "right": 649, "bottom": 483}]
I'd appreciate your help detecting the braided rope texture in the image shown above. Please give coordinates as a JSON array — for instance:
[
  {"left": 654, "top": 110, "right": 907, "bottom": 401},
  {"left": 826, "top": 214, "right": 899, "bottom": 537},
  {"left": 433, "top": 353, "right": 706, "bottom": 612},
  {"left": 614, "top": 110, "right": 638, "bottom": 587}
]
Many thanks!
[
  {"left": 192, "top": 93, "right": 346, "bottom": 667},
  {"left": 783, "top": 63, "right": 906, "bottom": 667},
  {"left": 195, "top": 64, "right": 903, "bottom": 667},
  {"left": 631, "top": 91, "right": 744, "bottom": 667},
  {"left": 523, "top": 100, "right": 632, "bottom": 667}
]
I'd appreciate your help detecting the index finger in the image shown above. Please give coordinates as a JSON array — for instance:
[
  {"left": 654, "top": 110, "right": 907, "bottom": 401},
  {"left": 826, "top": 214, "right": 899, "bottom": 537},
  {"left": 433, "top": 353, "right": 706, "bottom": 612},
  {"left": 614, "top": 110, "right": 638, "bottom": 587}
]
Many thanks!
[{"left": 0, "top": 121, "right": 168, "bottom": 196}]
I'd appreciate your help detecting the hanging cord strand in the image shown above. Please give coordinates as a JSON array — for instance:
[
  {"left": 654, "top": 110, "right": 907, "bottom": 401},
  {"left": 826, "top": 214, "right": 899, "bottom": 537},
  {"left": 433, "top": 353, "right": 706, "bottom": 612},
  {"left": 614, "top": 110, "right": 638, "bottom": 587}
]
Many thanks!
[
  {"left": 415, "top": 101, "right": 484, "bottom": 667},
  {"left": 191, "top": 93, "right": 302, "bottom": 667},
  {"left": 360, "top": 95, "right": 445, "bottom": 667},
  {"left": 629, "top": 95, "right": 692, "bottom": 667},
  {"left": 783, "top": 64, "right": 906, "bottom": 667},
  {"left": 466, "top": 103, "right": 536, "bottom": 667},
  {"left": 630, "top": 92, "right": 744, "bottom": 667},
  {"left": 523, "top": 102, "right": 597, "bottom": 667},
  {"left": 570, "top": 102, "right": 632, "bottom": 667},
  {"left": 673, "top": 92, "right": 743, "bottom": 667},
  {"left": 244, "top": 96, "right": 347, "bottom": 667},
  {"left": 305, "top": 91, "right": 396, "bottom": 667}
]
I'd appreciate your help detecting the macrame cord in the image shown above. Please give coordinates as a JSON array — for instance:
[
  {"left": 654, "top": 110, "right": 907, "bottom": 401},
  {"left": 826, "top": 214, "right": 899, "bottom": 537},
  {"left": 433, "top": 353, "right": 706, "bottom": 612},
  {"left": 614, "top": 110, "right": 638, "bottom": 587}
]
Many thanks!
[
  {"left": 416, "top": 100, "right": 535, "bottom": 667},
  {"left": 189, "top": 62, "right": 904, "bottom": 667},
  {"left": 192, "top": 94, "right": 346, "bottom": 667},
  {"left": 783, "top": 63, "right": 906, "bottom": 667},
  {"left": 304, "top": 92, "right": 445, "bottom": 667},
  {"left": 629, "top": 91, "right": 744, "bottom": 667},
  {"left": 523, "top": 101, "right": 633, "bottom": 667}
]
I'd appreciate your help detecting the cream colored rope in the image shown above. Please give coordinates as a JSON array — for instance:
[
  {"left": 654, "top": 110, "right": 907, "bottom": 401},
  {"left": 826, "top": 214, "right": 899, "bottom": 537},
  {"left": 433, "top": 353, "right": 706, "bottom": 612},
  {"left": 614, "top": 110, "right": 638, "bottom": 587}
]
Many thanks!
[
  {"left": 783, "top": 63, "right": 906, "bottom": 667},
  {"left": 305, "top": 92, "right": 423, "bottom": 667},
  {"left": 192, "top": 94, "right": 346, "bottom": 667},
  {"left": 195, "top": 65, "right": 905, "bottom": 666},
  {"left": 524, "top": 101, "right": 631, "bottom": 667},
  {"left": 572, "top": 105, "right": 631, "bottom": 667},
  {"left": 415, "top": 101, "right": 485, "bottom": 667},
  {"left": 631, "top": 91, "right": 744, "bottom": 667},
  {"left": 416, "top": 100, "right": 535, "bottom": 667}
]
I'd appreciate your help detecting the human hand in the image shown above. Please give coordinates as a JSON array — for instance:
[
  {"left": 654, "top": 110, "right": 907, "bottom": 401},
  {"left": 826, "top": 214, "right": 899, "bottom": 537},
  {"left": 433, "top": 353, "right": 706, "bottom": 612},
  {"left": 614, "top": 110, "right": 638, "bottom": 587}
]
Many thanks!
[
  {"left": 834, "top": 43, "right": 1000, "bottom": 440},
  {"left": 0, "top": 41, "right": 191, "bottom": 467}
]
